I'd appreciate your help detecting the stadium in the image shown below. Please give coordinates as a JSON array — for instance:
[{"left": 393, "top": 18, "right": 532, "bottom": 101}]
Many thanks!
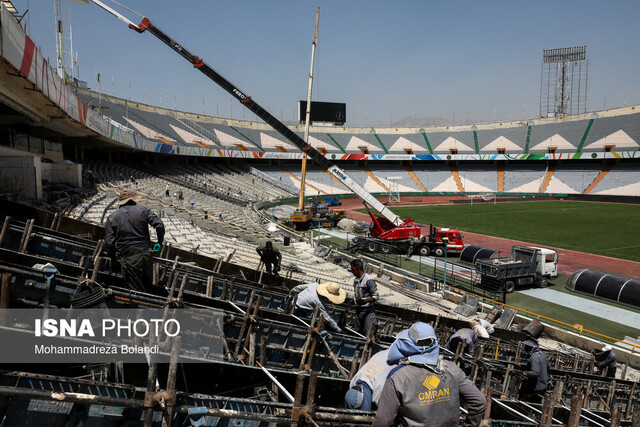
[{"left": 0, "top": 1, "right": 639, "bottom": 425}]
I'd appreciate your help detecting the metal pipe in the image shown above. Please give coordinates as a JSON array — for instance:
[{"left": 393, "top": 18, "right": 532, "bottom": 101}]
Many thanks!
[
  {"left": 162, "top": 335, "right": 182, "bottom": 427},
  {"left": 519, "top": 399, "right": 564, "bottom": 425},
  {"left": 0, "top": 216, "right": 10, "bottom": 247},
  {"left": 344, "top": 326, "right": 366, "bottom": 339},
  {"left": 228, "top": 301, "right": 245, "bottom": 314},
  {"left": 491, "top": 397, "right": 536, "bottom": 424},
  {"left": 0, "top": 384, "right": 144, "bottom": 408},
  {"left": 18, "top": 219, "right": 32, "bottom": 253},
  {"left": 1, "top": 273, "right": 11, "bottom": 325},
  {"left": 235, "top": 291, "right": 255, "bottom": 358},
  {"left": 176, "top": 272, "right": 188, "bottom": 300},
  {"left": 313, "top": 412, "right": 375, "bottom": 423},
  {"left": 143, "top": 363, "right": 159, "bottom": 427},
  {"left": 176, "top": 406, "right": 289, "bottom": 423},
  {"left": 292, "top": 314, "right": 310, "bottom": 327},
  {"left": 257, "top": 362, "right": 295, "bottom": 403}
]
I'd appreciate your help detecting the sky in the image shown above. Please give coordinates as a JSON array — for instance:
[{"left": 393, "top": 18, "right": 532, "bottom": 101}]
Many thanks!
[{"left": 11, "top": 0, "right": 640, "bottom": 127}]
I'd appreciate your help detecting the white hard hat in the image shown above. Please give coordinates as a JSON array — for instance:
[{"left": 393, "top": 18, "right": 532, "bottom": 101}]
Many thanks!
[{"left": 602, "top": 345, "right": 612, "bottom": 352}]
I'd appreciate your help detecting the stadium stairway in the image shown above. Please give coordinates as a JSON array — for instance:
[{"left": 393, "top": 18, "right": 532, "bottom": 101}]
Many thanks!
[
  {"left": 404, "top": 165, "right": 428, "bottom": 192},
  {"left": 583, "top": 164, "right": 614, "bottom": 194}
]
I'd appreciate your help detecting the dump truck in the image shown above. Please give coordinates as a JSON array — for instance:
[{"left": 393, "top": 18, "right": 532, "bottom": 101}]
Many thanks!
[{"left": 475, "top": 246, "right": 558, "bottom": 293}]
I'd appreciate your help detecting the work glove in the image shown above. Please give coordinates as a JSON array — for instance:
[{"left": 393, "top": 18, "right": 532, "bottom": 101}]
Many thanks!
[
  {"left": 355, "top": 297, "right": 366, "bottom": 306},
  {"left": 319, "top": 330, "right": 328, "bottom": 340},
  {"left": 153, "top": 243, "right": 162, "bottom": 253}
]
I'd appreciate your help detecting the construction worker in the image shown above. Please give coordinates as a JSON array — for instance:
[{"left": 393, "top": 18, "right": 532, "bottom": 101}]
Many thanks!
[
  {"left": 344, "top": 349, "right": 393, "bottom": 410},
  {"left": 177, "top": 187, "right": 184, "bottom": 201},
  {"left": 593, "top": 345, "right": 617, "bottom": 378},
  {"left": 470, "top": 320, "right": 490, "bottom": 339},
  {"left": 373, "top": 322, "right": 487, "bottom": 427},
  {"left": 446, "top": 328, "right": 478, "bottom": 356},
  {"left": 518, "top": 337, "right": 550, "bottom": 403},
  {"left": 289, "top": 282, "right": 345, "bottom": 333},
  {"left": 350, "top": 258, "right": 379, "bottom": 337},
  {"left": 473, "top": 317, "right": 494, "bottom": 334},
  {"left": 165, "top": 183, "right": 170, "bottom": 197},
  {"left": 105, "top": 189, "right": 164, "bottom": 293},
  {"left": 256, "top": 241, "right": 282, "bottom": 275}
]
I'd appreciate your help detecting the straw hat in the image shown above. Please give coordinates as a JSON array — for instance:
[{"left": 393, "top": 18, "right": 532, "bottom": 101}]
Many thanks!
[
  {"left": 118, "top": 188, "right": 142, "bottom": 205},
  {"left": 316, "top": 282, "right": 346, "bottom": 304}
]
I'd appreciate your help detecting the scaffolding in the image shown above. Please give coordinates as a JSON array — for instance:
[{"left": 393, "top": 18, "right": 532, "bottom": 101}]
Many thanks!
[{"left": 386, "top": 176, "right": 401, "bottom": 204}]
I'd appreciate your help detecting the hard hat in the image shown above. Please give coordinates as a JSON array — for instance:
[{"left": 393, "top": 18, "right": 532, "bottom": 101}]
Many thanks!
[{"left": 602, "top": 345, "right": 612, "bottom": 352}]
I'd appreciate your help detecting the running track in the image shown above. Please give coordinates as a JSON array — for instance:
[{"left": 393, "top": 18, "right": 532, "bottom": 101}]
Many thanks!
[{"left": 340, "top": 196, "right": 640, "bottom": 279}]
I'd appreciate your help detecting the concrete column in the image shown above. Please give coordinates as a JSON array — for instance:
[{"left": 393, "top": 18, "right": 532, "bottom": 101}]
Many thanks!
[
  {"left": 41, "top": 162, "right": 82, "bottom": 187},
  {"left": 0, "top": 156, "right": 42, "bottom": 200}
]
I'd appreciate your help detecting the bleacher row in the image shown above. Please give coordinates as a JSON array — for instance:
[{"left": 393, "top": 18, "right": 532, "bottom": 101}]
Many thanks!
[
  {"left": 72, "top": 162, "right": 358, "bottom": 286},
  {"left": 68, "top": 157, "right": 640, "bottom": 306},
  {"left": 78, "top": 161, "right": 291, "bottom": 237},
  {"left": 75, "top": 89, "right": 640, "bottom": 155},
  {"left": 257, "top": 163, "right": 640, "bottom": 196}
]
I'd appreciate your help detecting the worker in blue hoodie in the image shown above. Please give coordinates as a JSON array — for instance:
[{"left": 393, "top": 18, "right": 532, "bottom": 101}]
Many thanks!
[{"left": 374, "top": 322, "right": 486, "bottom": 427}]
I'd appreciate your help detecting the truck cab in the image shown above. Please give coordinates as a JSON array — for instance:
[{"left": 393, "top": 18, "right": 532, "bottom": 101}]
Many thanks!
[
  {"left": 534, "top": 247, "right": 558, "bottom": 280},
  {"left": 436, "top": 228, "right": 464, "bottom": 251}
]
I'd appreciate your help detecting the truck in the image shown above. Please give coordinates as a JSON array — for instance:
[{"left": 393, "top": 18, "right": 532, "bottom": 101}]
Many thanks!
[
  {"left": 475, "top": 246, "right": 558, "bottom": 293},
  {"left": 91, "top": 2, "right": 461, "bottom": 254},
  {"left": 287, "top": 201, "right": 346, "bottom": 230},
  {"left": 349, "top": 214, "right": 464, "bottom": 257},
  {"left": 324, "top": 197, "right": 342, "bottom": 207}
]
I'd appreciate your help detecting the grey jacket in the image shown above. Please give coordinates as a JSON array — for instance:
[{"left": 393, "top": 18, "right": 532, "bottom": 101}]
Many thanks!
[
  {"left": 374, "top": 359, "right": 486, "bottom": 427},
  {"left": 446, "top": 328, "right": 478, "bottom": 356},
  {"left": 349, "top": 349, "right": 392, "bottom": 405},
  {"left": 105, "top": 204, "right": 164, "bottom": 257},
  {"left": 595, "top": 350, "right": 617, "bottom": 377},
  {"left": 353, "top": 272, "right": 379, "bottom": 309},
  {"left": 522, "top": 348, "right": 550, "bottom": 393},
  {"left": 291, "top": 283, "right": 341, "bottom": 332}
]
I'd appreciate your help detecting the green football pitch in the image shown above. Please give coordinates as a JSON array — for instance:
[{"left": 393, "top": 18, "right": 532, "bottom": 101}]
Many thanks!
[{"left": 382, "top": 200, "right": 640, "bottom": 262}]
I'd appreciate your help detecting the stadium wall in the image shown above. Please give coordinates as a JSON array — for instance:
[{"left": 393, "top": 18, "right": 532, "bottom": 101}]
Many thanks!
[{"left": 2, "top": 5, "right": 640, "bottom": 164}]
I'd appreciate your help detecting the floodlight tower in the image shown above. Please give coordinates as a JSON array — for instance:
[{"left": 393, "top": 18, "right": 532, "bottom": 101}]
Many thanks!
[
  {"left": 54, "top": 0, "right": 65, "bottom": 80},
  {"left": 539, "top": 45, "right": 588, "bottom": 118},
  {"left": 54, "top": 0, "right": 82, "bottom": 82}
]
